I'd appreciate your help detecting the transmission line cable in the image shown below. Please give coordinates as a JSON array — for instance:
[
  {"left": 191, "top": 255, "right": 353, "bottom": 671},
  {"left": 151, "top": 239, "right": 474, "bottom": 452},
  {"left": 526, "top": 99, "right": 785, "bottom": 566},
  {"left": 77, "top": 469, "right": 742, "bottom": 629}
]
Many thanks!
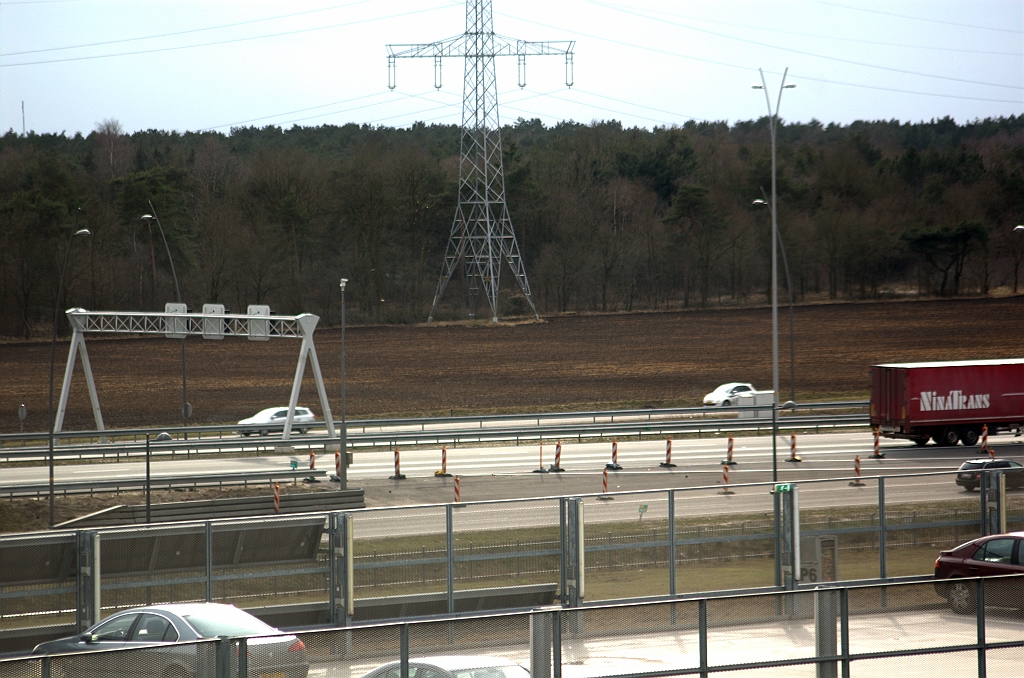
[
  {"left": 590, "top": 1, "right": 1021, "bottom": 91},
  {"left": 2, "top": 1, "right": 375, "bottom": 57},
  {"left": 1, "top": 4, "right": 453, "bottom": 67},
  {"left": 498, "top": 12, "right": 1024, "bottom": 104},
  {"left": 813, "top": 1, "right": 1022, "bottom": 34},
  {"left": 592, "top": 1, "right": 1021, "bottom": 56}
]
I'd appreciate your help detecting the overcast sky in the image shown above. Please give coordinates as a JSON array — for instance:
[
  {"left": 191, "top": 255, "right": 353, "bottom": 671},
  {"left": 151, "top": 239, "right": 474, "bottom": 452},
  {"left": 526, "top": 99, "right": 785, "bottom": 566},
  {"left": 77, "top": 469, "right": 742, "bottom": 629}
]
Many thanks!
[{"left": 1, "top": 0, "right": 1021, "bottom": 137}]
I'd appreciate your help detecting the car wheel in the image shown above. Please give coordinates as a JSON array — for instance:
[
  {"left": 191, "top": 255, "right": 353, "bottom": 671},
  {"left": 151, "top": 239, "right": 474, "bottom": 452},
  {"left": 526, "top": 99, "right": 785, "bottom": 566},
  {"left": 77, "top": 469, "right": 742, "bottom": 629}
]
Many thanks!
[
  {"left": 963, "top": 484, "right": 977, "bottom": 492},
  {"left": 241, "top": 431, "right": 250, "bottom": 437},
  {"left": 722, "top": 400, "right": 730, "bottom": 407},
  {"left": 936, "top": 427, "right": 960, "bottom": 446},
  {"left": 961, "top": 427, "right": 980, "bottom": 447},
  {"left": 259, "top": 429, "right": 268, "bottom": 437},
  {"left": 947, "top": 580, "right": 976, "bottom": 614},
  {"left": 298, "top": 428, "right": 308, "bottom": 435}
]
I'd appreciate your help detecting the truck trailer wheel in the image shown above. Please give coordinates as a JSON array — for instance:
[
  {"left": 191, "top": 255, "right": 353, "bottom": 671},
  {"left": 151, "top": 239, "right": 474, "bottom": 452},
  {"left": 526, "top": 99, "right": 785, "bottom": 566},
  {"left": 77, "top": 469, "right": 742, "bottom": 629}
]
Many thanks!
[
  {"left": 935, "top": 427, "right": 960, "bottom": 446},
  {"left": 960, "top": 427, "right": 980, "bottom": 446}
]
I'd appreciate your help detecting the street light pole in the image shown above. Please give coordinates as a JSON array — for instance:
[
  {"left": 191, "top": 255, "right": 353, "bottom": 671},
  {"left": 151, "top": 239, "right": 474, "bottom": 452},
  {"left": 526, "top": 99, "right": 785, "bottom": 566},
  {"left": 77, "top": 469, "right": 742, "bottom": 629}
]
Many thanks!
[
  {"left": 48, "top": 211, "right": 90, "bottom": 528},
  {"left": 141, "top": 203, "right": 187, "bottom": 433},
  {"left": 340, "top": 278, "right": 348, "bottom": 490},
  {"left": 753, "top": 67, "right": 795, "bottom": 482},
  {"left": 754, "top": 190, "right": 796, "bottom": 404}
]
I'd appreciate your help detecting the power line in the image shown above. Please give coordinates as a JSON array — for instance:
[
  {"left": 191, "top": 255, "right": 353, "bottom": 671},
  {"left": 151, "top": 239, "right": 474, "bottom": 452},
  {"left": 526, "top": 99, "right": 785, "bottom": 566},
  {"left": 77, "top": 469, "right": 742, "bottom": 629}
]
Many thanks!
[
  {"left": 593, "top": 1, "right": 1021, "bottom": 57},
  {"left": 2, "top": 1, "right": 376, "bottom": 57},
  {"left": 813, "top": 0, "right": 1022, "bottom": 34},
  {"left": 1, "top": 4, "right": 455, "bottom": 68},
  {"left": 498, "top": 12, "right": 1024, "bottom": 105},
  {"left": 591, "top": 1, "right": 1021, "bottom": 91}
]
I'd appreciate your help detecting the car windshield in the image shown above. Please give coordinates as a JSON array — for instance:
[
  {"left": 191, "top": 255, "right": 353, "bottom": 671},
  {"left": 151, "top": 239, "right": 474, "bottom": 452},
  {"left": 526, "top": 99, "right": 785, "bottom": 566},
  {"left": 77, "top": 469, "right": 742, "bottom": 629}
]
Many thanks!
[
  {"left": 960, "top": 462, "right": 985, "bottom": 470},
  {"left": 181, "top": 607, "right": 276, "bottom": 638}
]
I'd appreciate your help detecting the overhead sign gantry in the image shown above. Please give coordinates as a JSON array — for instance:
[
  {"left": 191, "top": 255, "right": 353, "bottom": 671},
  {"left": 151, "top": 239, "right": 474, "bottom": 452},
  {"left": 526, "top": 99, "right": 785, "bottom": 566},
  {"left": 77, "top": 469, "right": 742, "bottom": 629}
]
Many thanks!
[{"left": 56, "top": 305, "right": 336, "bottom": 441}]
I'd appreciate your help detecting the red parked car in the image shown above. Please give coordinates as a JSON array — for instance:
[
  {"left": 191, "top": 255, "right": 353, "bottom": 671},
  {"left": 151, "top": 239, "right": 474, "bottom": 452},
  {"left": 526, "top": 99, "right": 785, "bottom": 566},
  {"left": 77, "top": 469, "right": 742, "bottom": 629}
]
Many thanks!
[{"left": 934, "top": 532, "right": 1024, "bottom": 613}]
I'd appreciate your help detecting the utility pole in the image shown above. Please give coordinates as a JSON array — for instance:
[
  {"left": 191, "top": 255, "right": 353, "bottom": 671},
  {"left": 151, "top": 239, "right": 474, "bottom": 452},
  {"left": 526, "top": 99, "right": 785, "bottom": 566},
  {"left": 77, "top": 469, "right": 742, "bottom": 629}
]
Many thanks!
[{"left": 387, "top": 0, "right": 574, "bottom": 323}]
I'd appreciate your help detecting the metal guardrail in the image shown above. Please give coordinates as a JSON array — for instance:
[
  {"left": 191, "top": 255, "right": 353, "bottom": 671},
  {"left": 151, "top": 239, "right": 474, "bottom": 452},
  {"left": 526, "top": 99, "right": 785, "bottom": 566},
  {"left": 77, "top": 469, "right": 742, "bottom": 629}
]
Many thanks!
[
  {"left": 0, "top": 402, "right": 870, "bottom": 461},
  {"left": 0, "top": 468, "right": 327, "bottom": 498}
]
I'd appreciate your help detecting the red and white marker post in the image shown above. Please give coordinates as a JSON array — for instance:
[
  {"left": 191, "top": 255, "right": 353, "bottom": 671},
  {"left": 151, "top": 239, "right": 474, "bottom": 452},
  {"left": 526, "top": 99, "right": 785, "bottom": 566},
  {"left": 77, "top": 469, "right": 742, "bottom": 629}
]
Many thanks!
[
  {"left": 660, "top": 438, "right": 676, "bottom": 468},
  {"left": 435, "top": 445, "right": 452, "bottom": 477},
  {"left": 849, "top": 455, "right": 866, "bottom": 486},
  {"left": 606, "top": 439, "right": 623, "bottom": 470},
  {"left": 722, "top": 436, "right": 737, "bottom": 466},
  {"left": 273, "top": 482, "right": 281, "bottom": 513},
  {"left": 785, "top": 433, "right": 802, "bottom": 462},
  {"left": 720, "top": 463, "right": 734, "bottom": 495},
  {"left": 390, "top": 447, "right": 406, "bottom": 480},
  {"left": 549, "top": 441, "right": 565, "bottom": 472},
  {"left": 870, "top": 428, "right": 885, "bottom": 459},
  {"left": 454, "top": 476, "right": 461, "bottom": 503}
]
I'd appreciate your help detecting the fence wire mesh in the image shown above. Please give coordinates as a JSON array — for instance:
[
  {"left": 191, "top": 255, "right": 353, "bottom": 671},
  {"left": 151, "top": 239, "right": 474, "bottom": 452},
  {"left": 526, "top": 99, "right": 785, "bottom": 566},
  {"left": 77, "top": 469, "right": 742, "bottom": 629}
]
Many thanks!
[{"left": 583, "top": 493, "right": 671, "bottom": 601}]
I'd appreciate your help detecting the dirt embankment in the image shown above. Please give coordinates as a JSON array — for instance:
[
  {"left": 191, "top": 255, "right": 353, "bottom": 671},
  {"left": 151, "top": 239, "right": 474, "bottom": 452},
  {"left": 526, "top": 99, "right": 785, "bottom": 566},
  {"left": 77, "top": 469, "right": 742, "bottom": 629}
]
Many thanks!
[{"left": 1, "top": 297, "right": 1021, "bottom": 433}]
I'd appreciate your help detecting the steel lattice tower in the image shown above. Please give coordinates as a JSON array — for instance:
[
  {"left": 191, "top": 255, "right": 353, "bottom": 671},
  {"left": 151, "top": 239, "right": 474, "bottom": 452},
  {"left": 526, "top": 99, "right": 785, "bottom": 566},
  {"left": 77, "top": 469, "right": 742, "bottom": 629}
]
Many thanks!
[{"left": 387, "top": 0, "right": 574, "bottom": 322}]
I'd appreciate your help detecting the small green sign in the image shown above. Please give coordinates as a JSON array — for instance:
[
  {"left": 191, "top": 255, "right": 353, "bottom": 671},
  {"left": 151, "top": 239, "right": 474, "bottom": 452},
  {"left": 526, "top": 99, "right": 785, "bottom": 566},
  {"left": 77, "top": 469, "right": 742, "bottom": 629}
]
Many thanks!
[
  {"left": 638, "top": 504, "right": 649, "bottom": 514},
  {"left": 774, "top": 483, "right": 793, "bottom": 493}
]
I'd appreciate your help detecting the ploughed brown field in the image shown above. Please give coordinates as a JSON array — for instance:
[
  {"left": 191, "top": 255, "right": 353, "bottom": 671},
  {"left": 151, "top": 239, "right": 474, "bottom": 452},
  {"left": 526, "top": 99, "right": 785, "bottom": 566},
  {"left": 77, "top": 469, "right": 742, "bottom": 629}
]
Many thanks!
[{"left": 2, "top": 297, "right": 1022, "bottom": 433}]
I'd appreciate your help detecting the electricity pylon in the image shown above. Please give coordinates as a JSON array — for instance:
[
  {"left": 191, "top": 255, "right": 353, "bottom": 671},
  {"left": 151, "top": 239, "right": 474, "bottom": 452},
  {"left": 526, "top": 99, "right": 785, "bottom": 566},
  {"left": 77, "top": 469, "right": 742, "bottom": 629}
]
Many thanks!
[{"left": 387, "top": 0, "right": 574, "bottom": 323}]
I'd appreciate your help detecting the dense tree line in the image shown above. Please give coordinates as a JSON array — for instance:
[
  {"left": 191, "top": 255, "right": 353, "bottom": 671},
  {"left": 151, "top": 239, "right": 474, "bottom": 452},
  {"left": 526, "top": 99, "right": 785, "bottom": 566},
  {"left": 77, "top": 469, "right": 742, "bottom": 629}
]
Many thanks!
[{"left": 2, "top": 114, "right": 1024, "bottom": 337}]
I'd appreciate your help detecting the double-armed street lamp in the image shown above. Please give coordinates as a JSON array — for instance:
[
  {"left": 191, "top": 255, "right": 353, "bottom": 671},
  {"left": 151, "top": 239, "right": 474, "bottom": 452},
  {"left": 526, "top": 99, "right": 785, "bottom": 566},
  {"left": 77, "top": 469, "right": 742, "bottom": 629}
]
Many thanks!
[
  {"left": 141, "top": 202, "right": 189, "bottom": 432},
  {"left": 48, "top": 212, "right": 91, "bottom": 527},
  {"left": 752, "top": 67, "right": 796, "bottom": 482}
]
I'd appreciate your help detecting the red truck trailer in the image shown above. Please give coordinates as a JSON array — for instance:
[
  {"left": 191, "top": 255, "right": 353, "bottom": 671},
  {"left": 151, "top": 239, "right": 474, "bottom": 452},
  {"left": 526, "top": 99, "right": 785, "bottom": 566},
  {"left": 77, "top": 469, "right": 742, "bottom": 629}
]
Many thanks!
[{"left": 870, "top": 359, "right": 1024, "bottom": 446}]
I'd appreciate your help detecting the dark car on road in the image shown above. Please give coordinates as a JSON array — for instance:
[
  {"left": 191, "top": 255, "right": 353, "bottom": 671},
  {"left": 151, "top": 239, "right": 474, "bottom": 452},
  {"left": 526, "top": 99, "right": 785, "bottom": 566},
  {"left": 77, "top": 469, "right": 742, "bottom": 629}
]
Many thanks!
[
  {"left": 933, "top": 532, "right": 1024, "bottom": 613},
  {"left": 33, "top": 602, "right": 309, "bottom": 678},
  {"left": 954, "top": 459, "right": 1024, "bottom": 491}
]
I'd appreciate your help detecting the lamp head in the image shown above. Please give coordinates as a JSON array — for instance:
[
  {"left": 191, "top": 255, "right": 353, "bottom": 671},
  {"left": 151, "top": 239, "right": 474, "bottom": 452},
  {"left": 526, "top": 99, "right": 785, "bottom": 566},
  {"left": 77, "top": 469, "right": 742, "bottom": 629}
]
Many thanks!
[
  {"left": 1015, "top": 225, "right": 1024, "bottom": 233},
  {"left": 783, "top": 84, "right": 796, "bottom": 89},
  {"left": 751, "top": 85, "right": 764, "bottom": 90},
  {"left": 141, "top": 214, "right": 153, "bottom": 222},
  {"left": 339, "top": 278, "right": 348, "bottom": 292},
  {"left": 752, "top": 199, "right": 767, "bottom": 206},
  {"left": 73, "top": 229, "right": 91, "bottom": 237}
]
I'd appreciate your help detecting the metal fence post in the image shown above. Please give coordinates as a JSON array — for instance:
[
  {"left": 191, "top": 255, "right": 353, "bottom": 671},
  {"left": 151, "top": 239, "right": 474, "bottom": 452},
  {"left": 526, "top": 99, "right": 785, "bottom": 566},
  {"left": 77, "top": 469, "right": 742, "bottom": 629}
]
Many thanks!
[
  {"left": 237, "top": 637, "right": 247, "bottom": 678},
  {"left": 976, "top": 578, "right": 986, "bottom": 678},
  {"left": 76, "top": 530, "right": 100, "bottom": 632},
  {"left": 698, "top": 598, "right": 708, "bottom": 678},
  {"left": 552, "top": 608, "right": 562, "bottom": 678},
  {"left": 215, "top": 637, "right": 231, "bottom": 678},
  {"left": 530, "top": 611, "right": 553, "bottom": 678},
  {"left": 329, "top": 512, "right": 354, "bottom": 628},
  {"left": 979, "top": 473, "right": 988, "bottom": 537},
  {"left": 877, "top": 477, "right": 886, "bottom": 580},
  {"left": 814, "top": 587, "right": 839, "bottom": 678},
  {"left": 400, "top": 622, "right": 410, "bottom": 678},
  {"left": 205, "top": 522, "right": 213, "bottom": 602},
  {"left": 839, "top": 588, "right": 850, "bottom": 678},
  {"left": 773, "top": 491, "right": 782, "bottom": 589},
  {"left": 446, "top": 504, "right": 455, "bottom": 615},
  {"left": 668, "top": 490, "right": 676, "bottom": 597}
]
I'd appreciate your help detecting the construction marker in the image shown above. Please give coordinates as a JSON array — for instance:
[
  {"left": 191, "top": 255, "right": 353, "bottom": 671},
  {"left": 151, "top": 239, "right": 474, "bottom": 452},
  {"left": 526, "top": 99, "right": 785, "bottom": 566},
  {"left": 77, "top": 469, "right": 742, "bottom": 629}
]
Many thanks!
[
  {"left": 435, "top": 445, "right": 452, "bottom": 477},
  {"left": 533, "top": 442, "right": 549, "bottom": 473},
  {"left": 390, "top": 447, "right": 406, "bottom": 480},
  {"left": 549, "top": 441, "right": 565, "bottom": 472},
  {"left": 606, "top": 438, "right": 623, "bottom": 470},
  {"left": 720, "top": 464, "right": 734, "bottom": 495},
  {"left": 660, "top": 438, "right": 676, "bottom": 468},
  {"left": 273, "top": 482, "right": 281, "bottom": 513},
  {"left": 785, "top": 433, "right": 802, "bottom": 463},
  {"left": 454, "top": 475, "right": 461, "bottom": 503},
  {"left": 849, "top": 455, "right": 866, "bottom": 487},
  {"left": 722, "top": 435, "right": 737, "bottom": 466}
]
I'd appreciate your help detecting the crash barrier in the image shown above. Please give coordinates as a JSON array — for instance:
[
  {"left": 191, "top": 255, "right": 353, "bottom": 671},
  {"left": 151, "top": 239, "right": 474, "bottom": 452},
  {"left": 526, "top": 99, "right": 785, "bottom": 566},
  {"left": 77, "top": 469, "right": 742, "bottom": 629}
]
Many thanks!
[
  {"left": 54, "top": 489, "right": 366, "bottom": 528},
  {"left": 2, "top": 469, "right": 1022, "bottom": 655},
  {"left": 0, "top": 409, "right": 872, "bottom": 462},
  {"left": 4, "top": 576, "right": 1023, "bottom": 677}
]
